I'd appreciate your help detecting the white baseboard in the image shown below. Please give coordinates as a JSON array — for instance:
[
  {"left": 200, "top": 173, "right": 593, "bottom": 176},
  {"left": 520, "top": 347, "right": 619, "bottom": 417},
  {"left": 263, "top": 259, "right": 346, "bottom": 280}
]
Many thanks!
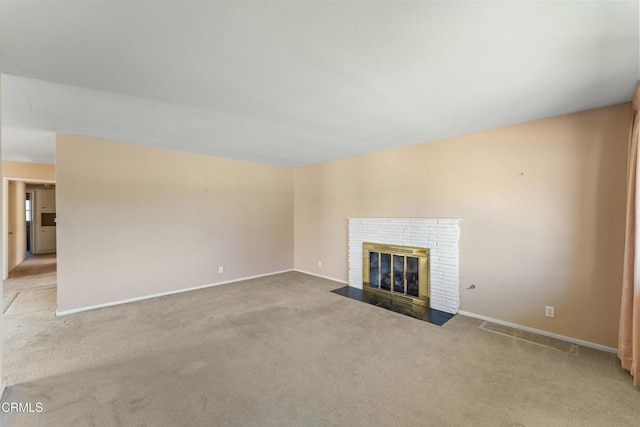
[
  {"left": 293, "top": 269, "right": 348, "bottom": 284},
  {"left": 56, "top": 269, "right": 294, "bottom": 316},
  {"left": 457, "top": 310, "right": 616, "bottom": 354}
]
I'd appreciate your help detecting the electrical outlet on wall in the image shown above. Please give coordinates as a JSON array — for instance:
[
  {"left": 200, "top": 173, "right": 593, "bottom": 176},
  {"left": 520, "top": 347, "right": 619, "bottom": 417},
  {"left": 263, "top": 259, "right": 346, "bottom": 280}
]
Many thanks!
[
  {"left": 318, "top": 261, "right": 322, "bottom": 268},
  {"left": 218, "top": 266, "right": 224, "bottom": 274},
  {"left": 545, "top": 306, "right": 555, "bottom": 318}
]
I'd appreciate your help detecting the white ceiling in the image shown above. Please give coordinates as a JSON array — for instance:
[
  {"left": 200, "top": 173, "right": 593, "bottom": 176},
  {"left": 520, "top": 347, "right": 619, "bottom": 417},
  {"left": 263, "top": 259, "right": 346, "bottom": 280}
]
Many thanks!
[{"left": 0, "top": 1, "right": 638, "bottom": 167}]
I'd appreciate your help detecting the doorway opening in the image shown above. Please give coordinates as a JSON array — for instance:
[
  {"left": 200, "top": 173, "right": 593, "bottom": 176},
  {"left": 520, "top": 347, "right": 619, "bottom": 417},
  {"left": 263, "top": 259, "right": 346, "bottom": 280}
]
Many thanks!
[{"left": 3, "top": 179, "right": 57, "bottom": 317}]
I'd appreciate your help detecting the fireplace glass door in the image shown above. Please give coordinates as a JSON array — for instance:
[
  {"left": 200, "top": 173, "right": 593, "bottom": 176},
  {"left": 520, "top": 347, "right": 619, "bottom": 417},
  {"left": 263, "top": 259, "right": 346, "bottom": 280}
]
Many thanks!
[{"left": 363, "top": 243, "right": 429, "bottom": 306}]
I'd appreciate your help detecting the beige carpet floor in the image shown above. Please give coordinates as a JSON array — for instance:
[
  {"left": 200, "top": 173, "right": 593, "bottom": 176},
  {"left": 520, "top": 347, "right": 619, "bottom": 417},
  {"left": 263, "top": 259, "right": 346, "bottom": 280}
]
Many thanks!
[
  {"left": 3, "top": 254, "right": 57, "bottom": 314},
  {"left": 2, "top": 271, "right": 639, "bottom": 426}
]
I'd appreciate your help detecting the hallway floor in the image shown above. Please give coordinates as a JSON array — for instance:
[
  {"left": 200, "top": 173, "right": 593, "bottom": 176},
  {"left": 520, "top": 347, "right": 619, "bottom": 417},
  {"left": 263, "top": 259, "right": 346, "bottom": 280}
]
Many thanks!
[{"left": 3, "top": 253, "right": 57, "bottom": 314}]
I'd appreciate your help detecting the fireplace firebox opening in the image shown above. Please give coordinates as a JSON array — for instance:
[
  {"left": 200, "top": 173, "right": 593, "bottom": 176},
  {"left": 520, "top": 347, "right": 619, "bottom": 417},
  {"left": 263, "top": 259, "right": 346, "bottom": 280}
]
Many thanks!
[{"left": 362, "top": 242, "right": 429, "bottom": 307}]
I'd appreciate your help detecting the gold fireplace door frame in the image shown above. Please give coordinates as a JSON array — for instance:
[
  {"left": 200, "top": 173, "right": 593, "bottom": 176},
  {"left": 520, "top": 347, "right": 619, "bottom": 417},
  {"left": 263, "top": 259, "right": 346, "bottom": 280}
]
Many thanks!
[{"left": 362, "top": 242, "right": 430, "bottom": 307}]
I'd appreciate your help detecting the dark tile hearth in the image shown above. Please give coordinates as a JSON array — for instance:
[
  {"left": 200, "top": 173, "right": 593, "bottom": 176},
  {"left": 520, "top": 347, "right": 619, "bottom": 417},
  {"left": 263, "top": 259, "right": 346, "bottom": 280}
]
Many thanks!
[{"left": 330, "top": 286, "right": 454, "bottom": 326}]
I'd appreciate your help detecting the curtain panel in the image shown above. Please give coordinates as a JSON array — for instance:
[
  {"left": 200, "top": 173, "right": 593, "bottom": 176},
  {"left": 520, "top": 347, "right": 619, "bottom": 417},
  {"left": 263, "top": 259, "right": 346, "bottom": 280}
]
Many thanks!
[{"left": 619, "top": 84, "right": 640, "bottom": 386}]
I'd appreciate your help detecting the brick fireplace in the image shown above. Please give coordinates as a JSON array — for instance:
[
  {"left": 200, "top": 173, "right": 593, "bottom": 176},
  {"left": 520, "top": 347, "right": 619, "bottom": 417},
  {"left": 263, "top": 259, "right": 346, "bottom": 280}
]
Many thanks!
[{"left": 348, "top": 218, "right": 460, "bottom": 314}]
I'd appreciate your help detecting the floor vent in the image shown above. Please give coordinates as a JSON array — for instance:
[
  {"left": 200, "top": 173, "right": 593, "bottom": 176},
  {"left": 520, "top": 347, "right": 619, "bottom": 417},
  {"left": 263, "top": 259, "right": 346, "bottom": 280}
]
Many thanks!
[{"left": 479, "top": 321, "right": 579, "bottom": 354}]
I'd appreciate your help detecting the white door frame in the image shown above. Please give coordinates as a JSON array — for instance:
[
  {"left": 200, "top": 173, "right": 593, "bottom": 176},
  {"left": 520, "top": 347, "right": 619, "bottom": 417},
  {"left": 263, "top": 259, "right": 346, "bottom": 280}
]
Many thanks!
[{"left": 2, "top": 177, "right": 55, "bottom": 279}]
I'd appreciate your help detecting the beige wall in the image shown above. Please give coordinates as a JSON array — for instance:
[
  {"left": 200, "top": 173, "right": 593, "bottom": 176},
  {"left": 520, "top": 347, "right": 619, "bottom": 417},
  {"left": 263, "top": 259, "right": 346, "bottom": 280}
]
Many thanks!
[
  {"left": 7, "top": 180, "right": 26, "bottom": 271},
  {"left": 3, "top": 161, "right": 55, "bottom": 181},
  {"left": 56, "top": 134, "right": 294, "bottom": 312},
  {"left": 294, "top": 103, "right": 631, "bottom": 348},
  {"left": 54, "top": 103, "right": 630, "bottom": 347}
]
